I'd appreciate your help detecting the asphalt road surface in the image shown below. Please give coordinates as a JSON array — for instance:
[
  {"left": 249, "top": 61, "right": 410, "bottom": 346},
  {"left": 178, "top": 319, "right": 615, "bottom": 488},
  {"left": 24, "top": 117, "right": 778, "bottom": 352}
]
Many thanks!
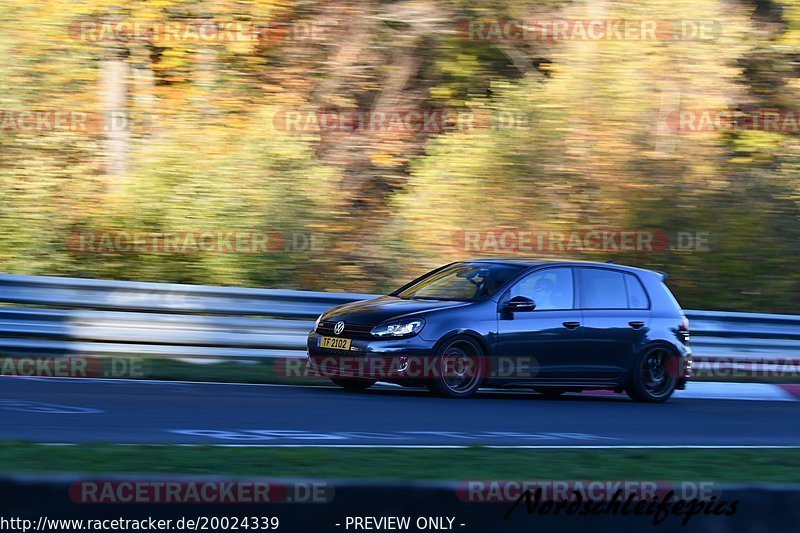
[{"left": 0, "top": 377, "right": 798, "bottom": 446}]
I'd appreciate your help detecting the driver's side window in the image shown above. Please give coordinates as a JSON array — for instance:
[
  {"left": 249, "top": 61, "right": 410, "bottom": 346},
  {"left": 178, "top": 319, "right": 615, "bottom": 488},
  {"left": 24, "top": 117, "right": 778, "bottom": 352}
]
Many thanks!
[{"left": 509, "top": 268, "right": 574, "bottom": 310}]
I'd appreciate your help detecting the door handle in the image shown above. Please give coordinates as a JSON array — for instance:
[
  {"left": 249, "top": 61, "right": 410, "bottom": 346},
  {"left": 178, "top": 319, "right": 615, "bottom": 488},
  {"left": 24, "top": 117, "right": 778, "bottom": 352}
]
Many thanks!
[
  {"left": 628, "top": 321, "right": 645, "bottom": 329},
  {"left": 562, "top": 321, "right": 581, "bottom": 330}
]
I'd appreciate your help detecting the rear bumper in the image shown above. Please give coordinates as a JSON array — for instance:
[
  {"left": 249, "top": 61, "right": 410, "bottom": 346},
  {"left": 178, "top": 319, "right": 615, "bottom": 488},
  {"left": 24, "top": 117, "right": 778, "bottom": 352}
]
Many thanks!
[{"left": 677, "top": 344, "right": 692, "bottom": 389}]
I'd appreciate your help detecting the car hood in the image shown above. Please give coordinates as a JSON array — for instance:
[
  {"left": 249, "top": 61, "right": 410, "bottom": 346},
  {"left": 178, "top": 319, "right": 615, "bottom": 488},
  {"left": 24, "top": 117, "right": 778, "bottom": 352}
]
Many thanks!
[{"left": 321, "top": 296, "right": 470, "bottom": 325}]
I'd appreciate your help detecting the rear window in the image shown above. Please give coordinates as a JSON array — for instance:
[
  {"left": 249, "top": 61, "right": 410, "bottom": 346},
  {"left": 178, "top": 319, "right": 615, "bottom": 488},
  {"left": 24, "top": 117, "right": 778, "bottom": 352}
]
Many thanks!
[
  {"left": 660, "top": 281, "right": 684, "bottom": 312},
  {"left": 578, "top": 268, "right": 627, "bottom": 309}
]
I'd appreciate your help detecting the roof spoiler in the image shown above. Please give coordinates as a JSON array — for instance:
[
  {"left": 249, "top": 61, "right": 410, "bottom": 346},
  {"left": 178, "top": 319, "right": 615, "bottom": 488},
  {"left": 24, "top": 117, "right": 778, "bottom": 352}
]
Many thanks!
[{"left": 654, "top": 270, "right": 669, "bottom": 281}]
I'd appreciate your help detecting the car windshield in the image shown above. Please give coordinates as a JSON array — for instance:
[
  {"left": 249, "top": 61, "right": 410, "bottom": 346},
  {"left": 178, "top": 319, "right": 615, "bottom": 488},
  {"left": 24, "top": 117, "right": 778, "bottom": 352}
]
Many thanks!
[{"left": 394, "top": 263, "right": 526, "bottom": 301}]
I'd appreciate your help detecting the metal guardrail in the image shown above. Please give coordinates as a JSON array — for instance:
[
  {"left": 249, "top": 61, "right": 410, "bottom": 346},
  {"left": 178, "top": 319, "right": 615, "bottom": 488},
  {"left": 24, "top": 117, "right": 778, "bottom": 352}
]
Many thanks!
[
  {"left": 0, "top": 273, "right": 372, "bottom": 318},
  {"left": 0, "top": 274, "right": 798, "bottom": 375}
]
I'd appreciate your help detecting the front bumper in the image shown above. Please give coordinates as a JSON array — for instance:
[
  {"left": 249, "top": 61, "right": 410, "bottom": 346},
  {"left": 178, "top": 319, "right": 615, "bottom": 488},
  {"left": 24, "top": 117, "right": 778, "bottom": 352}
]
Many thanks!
[{"left": 306, "top": 331, "right": 437, "bottom": 380}]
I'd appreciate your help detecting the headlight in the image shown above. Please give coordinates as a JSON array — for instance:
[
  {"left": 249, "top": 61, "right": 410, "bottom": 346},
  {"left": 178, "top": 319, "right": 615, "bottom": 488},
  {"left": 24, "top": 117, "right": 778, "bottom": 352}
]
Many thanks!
[
  {"left": 313, "top": 314, "right": 324, "bottom": 332},
  {"left": 370, "top": 318, "right": 425, "bottom": 338}
]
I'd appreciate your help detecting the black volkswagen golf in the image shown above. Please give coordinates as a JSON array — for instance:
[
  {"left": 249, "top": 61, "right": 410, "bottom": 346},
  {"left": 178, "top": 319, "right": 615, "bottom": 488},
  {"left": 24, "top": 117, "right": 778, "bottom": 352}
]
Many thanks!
[{"left": 307, "top": 260, "right": 692, "bottom": 402}]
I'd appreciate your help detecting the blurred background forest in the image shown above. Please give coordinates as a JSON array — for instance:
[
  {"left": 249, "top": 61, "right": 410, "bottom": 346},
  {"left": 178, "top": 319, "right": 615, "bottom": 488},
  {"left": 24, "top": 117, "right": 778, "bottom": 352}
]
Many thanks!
[{"left": 1, "top": 0, "right": 799, "bottom": 312}]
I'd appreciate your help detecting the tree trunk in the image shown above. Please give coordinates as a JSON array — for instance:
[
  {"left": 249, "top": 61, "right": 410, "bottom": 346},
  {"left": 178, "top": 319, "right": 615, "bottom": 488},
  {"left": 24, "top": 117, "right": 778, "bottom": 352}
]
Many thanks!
[{"left": 101, "top": 49, "right": 130, "bottom": 191}]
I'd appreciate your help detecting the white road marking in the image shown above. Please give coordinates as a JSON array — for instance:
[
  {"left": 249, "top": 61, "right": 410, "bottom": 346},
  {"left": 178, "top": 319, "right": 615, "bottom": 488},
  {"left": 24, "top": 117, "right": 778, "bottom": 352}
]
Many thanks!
[
  {"left": 0, "top": 400, "right": 103, "bottom": 414},
  {"left": 169, "top": 429, "right": 621, "bottom": 442},
  {"left": 25, "top": 443, "right": 800, "bottom": 449}
]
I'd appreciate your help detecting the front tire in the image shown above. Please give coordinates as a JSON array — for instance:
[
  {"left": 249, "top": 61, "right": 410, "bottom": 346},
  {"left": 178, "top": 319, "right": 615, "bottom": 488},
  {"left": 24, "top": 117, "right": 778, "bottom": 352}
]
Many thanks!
[
  {"left": 330, "top": 377, "right": 376, "bottom": 391},
  {"left": 626, "top": 346, "right": 678, "bottom": 403},
  {"left": 426, "top": 336, "right": 486, "bottom": 399}
]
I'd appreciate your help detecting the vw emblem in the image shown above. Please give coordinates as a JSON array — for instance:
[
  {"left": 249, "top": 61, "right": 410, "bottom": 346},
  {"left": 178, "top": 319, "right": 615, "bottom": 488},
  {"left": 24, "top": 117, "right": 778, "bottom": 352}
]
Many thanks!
[{"left": 334, "top": 321, "right": 345, "bottom": 335}]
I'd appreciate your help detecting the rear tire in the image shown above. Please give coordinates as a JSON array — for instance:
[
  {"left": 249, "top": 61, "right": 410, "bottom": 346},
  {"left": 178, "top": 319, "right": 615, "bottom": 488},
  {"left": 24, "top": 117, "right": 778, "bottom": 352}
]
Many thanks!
[
  {"left": 330, "top": 377, "right": 376, "bottom": 391},
  {"left": 626, "top": 346, "right": 678, "bottom": 403},
  {"left": 426, "top": 336, "right": 486, "bottom": 399}
]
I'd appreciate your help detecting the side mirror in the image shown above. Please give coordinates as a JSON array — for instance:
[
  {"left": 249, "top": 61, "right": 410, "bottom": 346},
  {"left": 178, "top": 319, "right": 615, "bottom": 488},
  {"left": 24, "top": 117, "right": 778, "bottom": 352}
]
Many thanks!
[{"left": 505, "top": 295, "right": 536, "bottom": 313}]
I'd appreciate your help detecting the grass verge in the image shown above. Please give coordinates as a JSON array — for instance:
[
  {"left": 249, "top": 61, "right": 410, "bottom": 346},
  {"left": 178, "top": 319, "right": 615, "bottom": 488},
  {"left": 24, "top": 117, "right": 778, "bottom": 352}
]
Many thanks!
[{"left": 1, "top": 444, "right": 799, "bottom": 482}]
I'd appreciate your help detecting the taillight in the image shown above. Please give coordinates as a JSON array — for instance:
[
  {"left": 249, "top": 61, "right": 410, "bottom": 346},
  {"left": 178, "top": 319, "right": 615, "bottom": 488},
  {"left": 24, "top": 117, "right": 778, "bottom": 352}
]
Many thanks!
[{"left": 679, "top": 316, "right": 690, "bottom": 343}]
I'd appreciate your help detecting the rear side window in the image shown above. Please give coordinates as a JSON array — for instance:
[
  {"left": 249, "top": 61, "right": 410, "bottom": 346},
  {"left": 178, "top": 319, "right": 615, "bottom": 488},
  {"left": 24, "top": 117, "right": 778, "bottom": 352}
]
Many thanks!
[
  {"left": 578, "top": 268, "right": 627, "bottom": 309},
  {"left": 625, "top": 274, "right": 649, "bottom": 309}
]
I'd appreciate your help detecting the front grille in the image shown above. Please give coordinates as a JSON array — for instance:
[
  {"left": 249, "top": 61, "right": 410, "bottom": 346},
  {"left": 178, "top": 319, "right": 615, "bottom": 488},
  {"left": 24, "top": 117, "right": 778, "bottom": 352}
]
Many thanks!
[{"left": 316, "top": 321, "right": 374, "bottom": 340}]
